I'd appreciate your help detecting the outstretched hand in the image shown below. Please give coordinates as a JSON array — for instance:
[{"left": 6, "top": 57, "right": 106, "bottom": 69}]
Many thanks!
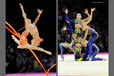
[
  {"left": 65, "top": 9, "right": 68, "bottom": 14},
  {"left": 91, "top": 8, "right": 96, "bottom": 12},
  {"left": 62, "top": 26, "right": 67, "bottom": 31},
  {"left": 84, "top": 9, "right": 88, "bottom": 14},
  {"left": 37, "top": 9, "right": 43, "bottom": 14},
  {"left": 19, "top": 3, "right": 23, "bottom": 9},
  {"left": 81, "top": 40, "right": 88, "bottom": 47},
  {"left": 66, "top": 20, "right": 70, "bottom": 23}
]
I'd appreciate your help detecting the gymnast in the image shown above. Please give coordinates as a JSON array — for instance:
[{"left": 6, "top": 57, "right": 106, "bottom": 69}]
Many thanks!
[
  {"left": 81, "top": 8, "right": 99, "bottom": 61},
  {"left": 10, "top": 3, "right": 52, "bottom": 55},
  {"left": 59, "top": 33, "right": 81, "bottom": 61},
  {"left": 65, "top": 8, "right": 91, "bottom": 25},
  {"left": 19, "top": 3, "right": 43, "bottom": 47}
]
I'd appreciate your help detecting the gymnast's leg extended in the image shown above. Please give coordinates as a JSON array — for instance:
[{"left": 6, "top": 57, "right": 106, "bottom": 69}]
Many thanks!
[{"left": 11, "top": 35, "right": 52, "bottom": 55}]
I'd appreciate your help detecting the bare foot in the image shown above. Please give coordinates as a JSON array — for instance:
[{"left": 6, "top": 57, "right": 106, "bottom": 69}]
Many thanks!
[
  {"left": 61, "top": 56, "right": 64, "bottom": 61},
  {"left": 44, "top": 51, "right": 52, "bottom": 55},
  {"left": 11, "top": 35, "right": 15, "bottom": 39},
  {"left": 102, "top": 58, "right": 107, "bottom": 61}
]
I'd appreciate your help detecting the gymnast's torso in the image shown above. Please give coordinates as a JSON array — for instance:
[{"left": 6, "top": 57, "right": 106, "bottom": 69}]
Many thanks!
[{"left": 29, "top": 24, "right": 39, "bottom": 46}]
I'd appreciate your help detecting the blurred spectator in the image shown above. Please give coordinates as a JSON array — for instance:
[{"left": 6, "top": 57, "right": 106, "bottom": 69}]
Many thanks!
[
  {"left": 16, "top": 54, "right": 24, "bottom": 71},
  {"left": 32, "top": 58, "right": 43, "bottom": 72},
  {"left": 97, "top": 39, "right": 104, "bottom": 52},
  {"left": 19, "top": 57, "right": 32, "bottom": 72}
]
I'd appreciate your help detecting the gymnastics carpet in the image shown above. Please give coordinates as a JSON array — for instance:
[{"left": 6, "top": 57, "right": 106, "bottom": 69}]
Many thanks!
[
  {"left": 58, "top": 53, "right": 108, "bottom": 76},
  {"left": 6, "top": 72, "right": 56, "bottom": 76}
]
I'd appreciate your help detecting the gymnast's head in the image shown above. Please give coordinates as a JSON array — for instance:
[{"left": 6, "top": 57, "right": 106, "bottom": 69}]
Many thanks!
[
  {"left": 27, "top": 19, "right": 31, "bottom": 24},
  {"left": 76, "top": 13, "right": 82, "bottom": 19}
]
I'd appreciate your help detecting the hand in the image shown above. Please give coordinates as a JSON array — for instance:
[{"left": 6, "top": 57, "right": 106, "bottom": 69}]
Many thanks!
[
  {"left": 62, "top": 26, "right": 67, "bottom": 31},
  {"left": 87, "top": 26, "right": 90, "bottom": 29},
  {"left": 19, "top": 3, "right": 23, "bottom": 9},
  {"left": 66, "top": 20, "right": 70, "bottom": 23},
  {"left": 81, "top": 40, "right": 87, "bottom": 47},
  {"left": 37, "top": 9, "right": 43, "bottom": 14},
  {"left": 91, "top": 8, "right": 96, "bottom": 12},
  {"left": 84, "top": 9, "right": 88, "bottom": 14},
  {"left": 65, "top": 9, "right": 68, "bottom": 14}
]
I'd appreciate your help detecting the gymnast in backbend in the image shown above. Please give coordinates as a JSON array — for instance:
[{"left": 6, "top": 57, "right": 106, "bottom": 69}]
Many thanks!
[
  {"left": 80, "top": 8, "right": 99, "bottom": 61},
  {"left": 11, "top": 3, "right": 52, "bottom": 55}
]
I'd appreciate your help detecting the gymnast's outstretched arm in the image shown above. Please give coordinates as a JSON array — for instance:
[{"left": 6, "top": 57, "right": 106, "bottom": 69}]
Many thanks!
[
  {"left": 82, "top": 8, "right": 95, "bottom": 25},
  {"left": 83, "top": 26, "right": 89, "bottom": 41},
  {"left": 65, "top": 21, "right": 74, "bottom": 33},
  {"left": 33, "top": 9, "right": 43, "bottom": 25},
  {"left": 81, "top": 9, "right": 91, "bottom": 23},
  {"left": 65, "top": 9, "right": 74, "bottom": 22},
  {"left": 19, "top": 3, "right": 30, "bottom": 34},
  {"left": 81, "top": 26, "right": 89, "bottom": 47},
  {"left": 19, "top": 3, "right": 28, "bottom": 23}
]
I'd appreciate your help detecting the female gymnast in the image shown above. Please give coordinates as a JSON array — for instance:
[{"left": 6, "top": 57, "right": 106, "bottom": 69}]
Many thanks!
[
  {"left": 59, "top": 33, "right": 81, "bottom": 61},
  {"left": 66, "top": 42, "right": 104, "bottom": 61},
  {"left": 19, "top": 3, "right": 43, "bottom": 47},
  {"left": 11, "top": 3, "right": 52, "bottom": 55},
  {"left": 81, "top": 8, "right": 99, "bottom": 61},
  {"left": 60, "top": 20, "right": 84, "bottom": 61},
  {"left": 62, "top": 21, "right": 82, "bottom": 36},
  {"left": 65, "top": 8, "right": 91, "bottom": 25}
]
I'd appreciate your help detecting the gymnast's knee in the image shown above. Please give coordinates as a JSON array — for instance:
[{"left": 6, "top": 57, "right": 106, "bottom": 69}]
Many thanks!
[
  {"left": 95, "top": 47, "right": 99, "bottom": 53},
  {"left": 59, "top": 43, "right": 64, "bottom": 47}
]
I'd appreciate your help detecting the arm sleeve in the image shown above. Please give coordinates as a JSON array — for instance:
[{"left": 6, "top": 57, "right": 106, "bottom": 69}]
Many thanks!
[
  {"left": 66, "top": 23, "right": 74, "bottom": 33},
  {"left": 65, "top": 14, "right": 74, "bottom": 22},
  {"left": 66, "top": 28, "right": 74, "bottom": 33}
]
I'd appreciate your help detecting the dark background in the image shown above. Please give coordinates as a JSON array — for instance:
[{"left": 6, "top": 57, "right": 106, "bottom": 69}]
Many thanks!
[
  {"left": 6, "top": 0, "right": 56, "bottom": 73},
  {"left": 58, "top": 0, "right": 108, "bottom": 54}
]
